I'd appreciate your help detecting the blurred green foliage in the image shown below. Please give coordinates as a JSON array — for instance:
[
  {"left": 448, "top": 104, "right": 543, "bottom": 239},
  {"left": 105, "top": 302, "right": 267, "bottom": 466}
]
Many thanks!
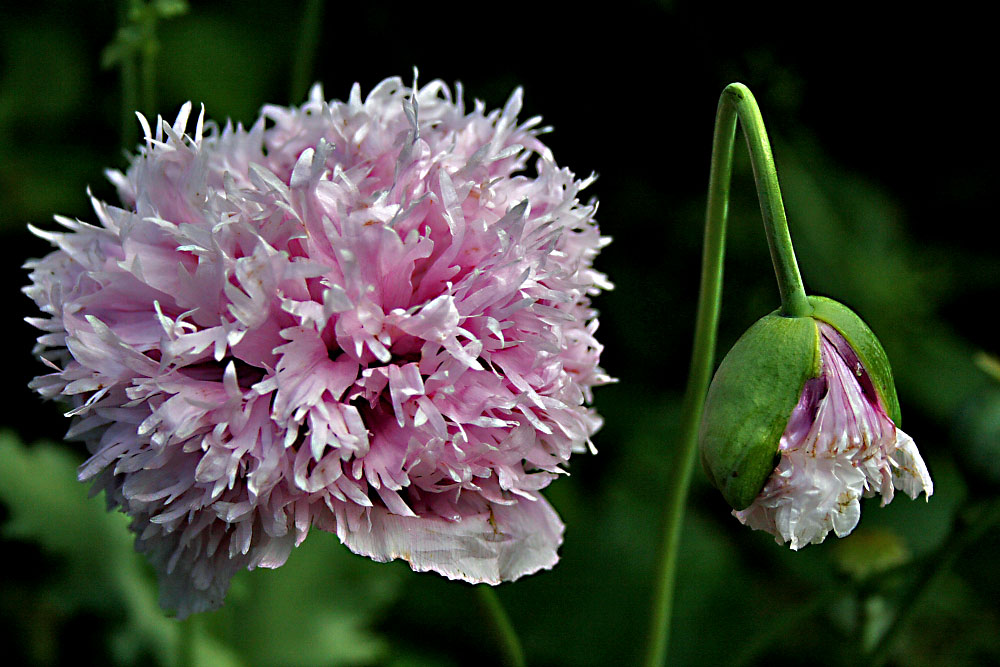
[
  {"left": 0, "top": 432, "right": 408, "bottom": 667},
  {"left": 2, "top": 1, "right": 999, "bottom": 666},
  {"left": 0, "top": 432, "right": 173, "bottom": 665}
]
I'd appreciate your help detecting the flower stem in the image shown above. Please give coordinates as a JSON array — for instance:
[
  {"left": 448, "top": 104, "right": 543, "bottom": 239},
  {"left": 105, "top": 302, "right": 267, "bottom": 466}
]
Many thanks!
[
  {"left": 643, "top": 82, "right": 808, "bottom": 667},
  {"left": 116, "top": 0, "right": 139, "bottom": 149},
  {"left": 290, "top": 0, "right": 326, "bottom": 103},
  {"left": 120, "top": 57, "right": 140, "bottom": 148},
  {"left": 723, "top": 84, "right": 810, "bottom": 318},
  {"left": 475, "top": 586, "right": 526, "bottom": 667},
  {"left": 139, "top": 38, "right": 157, "bottom": 120},
  {"left": 176, "top": 613, "right": 197, "bottom": 667}
]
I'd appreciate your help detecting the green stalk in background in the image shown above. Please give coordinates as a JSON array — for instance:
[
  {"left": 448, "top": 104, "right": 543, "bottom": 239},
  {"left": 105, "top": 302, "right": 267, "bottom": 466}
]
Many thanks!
[
  {"left": 643, "top": 83, "right": 809, "bottom": 667},
  {"left": 476, "top": 585, "right": 526, "bottom": 667},
  {"left": 103, "top": 0, "right": 189, "bottom": 148},
  {"left": 290, "top": 0, "right": 326, "bottom": 104}
]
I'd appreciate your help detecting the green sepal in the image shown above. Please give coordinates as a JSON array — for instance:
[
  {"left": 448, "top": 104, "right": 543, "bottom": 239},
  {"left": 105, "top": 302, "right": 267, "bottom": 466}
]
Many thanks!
[
  {"left": 699, "top": 313, "right": 821, "bottom": 510},
  {"left": 807, "top": 296, "right": 901, "bottom": 426}
]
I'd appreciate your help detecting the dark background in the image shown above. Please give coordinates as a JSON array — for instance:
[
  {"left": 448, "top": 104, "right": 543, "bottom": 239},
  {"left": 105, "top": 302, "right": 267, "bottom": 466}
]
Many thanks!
[{"left": 2, "top": 1, "right": 999, "bottom": 665}]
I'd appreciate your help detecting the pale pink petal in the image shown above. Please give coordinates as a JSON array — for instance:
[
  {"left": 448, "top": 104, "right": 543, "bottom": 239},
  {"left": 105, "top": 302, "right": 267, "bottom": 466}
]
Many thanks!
[{"left": 338, "top": 496, "right": 563, "bottom": 584}]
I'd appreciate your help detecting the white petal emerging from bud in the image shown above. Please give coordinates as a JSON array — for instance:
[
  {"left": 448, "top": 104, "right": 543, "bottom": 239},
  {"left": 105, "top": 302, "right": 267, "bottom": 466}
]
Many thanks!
[{"left": 734, "top": 324, "right": 932, "bottom": 549}]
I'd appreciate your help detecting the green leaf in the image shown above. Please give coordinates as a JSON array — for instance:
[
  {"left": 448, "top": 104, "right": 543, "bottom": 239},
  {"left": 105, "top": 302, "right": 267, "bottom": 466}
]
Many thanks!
[
  {"left": 975, "top": 352, "right": 1000, "bottom": 385},
  {"left": 205, "top": 530, "right": 406, "bottom": 667},
  {"left": 832, "top": 528, "right": 911, "bottom": 581},
  {"left": 154, "top": 0, "right": 190, "bottom": 18},
  {"left": 0, "top": 431, "right": 403, "bottom": 665},
  {"left": 0, "top": 431, "right": 177, "bottom": 663}
]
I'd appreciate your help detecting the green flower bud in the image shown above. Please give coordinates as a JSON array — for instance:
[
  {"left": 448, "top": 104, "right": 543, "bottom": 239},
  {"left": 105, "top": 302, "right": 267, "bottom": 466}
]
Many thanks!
[
  {"left": 698, "top": 312, "right": 821, "bottom": 510},
  {"left": 699, "top": 297, "right": 904, "bottom": 512}
]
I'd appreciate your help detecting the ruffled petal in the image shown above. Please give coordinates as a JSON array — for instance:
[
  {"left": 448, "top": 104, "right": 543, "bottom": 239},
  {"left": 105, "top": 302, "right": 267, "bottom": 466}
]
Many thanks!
[
  {"left": 889, "top": 428, "right": 934, "bottom": 499},
  {"left": 338, "top": 496, "right": 564, "bottom": 584}
]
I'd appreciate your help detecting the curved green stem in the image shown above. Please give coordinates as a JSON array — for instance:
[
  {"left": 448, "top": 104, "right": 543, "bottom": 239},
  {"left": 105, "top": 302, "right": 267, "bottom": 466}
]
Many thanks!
[
  {"left": 476, "top": 586, "right": 526, "bottom": 667},
  {"left": 723, "top": 84, "right": 810, "bottom": 317},
  {"left": 643, "top": 83, "right": 808, "bottom": 667}
]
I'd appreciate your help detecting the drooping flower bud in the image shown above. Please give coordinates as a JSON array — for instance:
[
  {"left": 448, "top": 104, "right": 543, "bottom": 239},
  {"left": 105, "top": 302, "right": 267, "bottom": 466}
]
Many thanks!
[{"left": 699, "top": 296, "right": 932, "bottom": 549}]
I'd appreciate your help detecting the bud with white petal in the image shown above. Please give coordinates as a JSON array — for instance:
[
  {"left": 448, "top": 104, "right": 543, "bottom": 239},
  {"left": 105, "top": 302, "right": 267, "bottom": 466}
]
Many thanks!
[{"left": 699, "top": 297, "right": 932, "bottom": 548}]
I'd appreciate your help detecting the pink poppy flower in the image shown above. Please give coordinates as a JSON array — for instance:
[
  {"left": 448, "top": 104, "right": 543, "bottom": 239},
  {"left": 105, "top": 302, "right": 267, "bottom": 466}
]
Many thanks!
[{"left": 25, "top": 77, "right": 612, "bottom": 617}]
